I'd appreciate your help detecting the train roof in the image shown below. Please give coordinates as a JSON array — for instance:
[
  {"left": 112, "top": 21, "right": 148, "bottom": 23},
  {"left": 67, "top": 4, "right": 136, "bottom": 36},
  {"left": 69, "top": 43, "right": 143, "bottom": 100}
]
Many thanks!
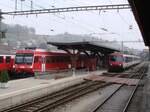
[
  {"left": 110, "top": 52, "right": 140, "bottom": 58},
  {"left": 16, "top": 49, "right": 68, "bottom": 55}
]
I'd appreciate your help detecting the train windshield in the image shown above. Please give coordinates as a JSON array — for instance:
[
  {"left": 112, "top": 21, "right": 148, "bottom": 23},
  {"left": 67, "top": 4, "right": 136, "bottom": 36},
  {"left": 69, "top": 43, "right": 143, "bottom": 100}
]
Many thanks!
[
  {"left": 15, "top": 54, "right": 33, "bottom": 64},
  {"left": 110, "top": 55, "right": 123, "bottom": 62}
]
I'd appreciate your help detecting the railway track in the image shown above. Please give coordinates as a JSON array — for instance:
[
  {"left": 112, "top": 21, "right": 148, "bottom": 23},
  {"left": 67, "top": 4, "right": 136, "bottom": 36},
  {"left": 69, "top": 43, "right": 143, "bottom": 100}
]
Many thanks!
[
  {"left": 90, "top": 62, "right": 148, "bottom": 112},
  {"left": 1, "top": 79, "right": 111, "bottom": 112},
  {"left": 1, "top": 63, "right": 147, "bottom": 112},
  {"left": 102, "top": 63, "right": 143, "bottom": 77}
]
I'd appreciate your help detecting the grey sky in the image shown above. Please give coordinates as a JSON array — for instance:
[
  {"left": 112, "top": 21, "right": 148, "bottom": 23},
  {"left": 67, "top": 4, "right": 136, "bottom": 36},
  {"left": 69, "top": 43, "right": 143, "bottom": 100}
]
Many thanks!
[{"left": 0, "top": 0, "right": 147, "bottom": 50}]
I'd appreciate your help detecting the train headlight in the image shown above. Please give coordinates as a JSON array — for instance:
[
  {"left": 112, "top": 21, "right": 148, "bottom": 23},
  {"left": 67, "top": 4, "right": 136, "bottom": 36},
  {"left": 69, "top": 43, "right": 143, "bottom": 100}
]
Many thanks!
[
  {"left": 13, "top": 65, "right": 15, "bottom": 68},
  {"left": 110, "top": 64, "right": 112, "bottom": 66},
  {"left": 119, "top": 64, "right": 122, "bottom": 66}
]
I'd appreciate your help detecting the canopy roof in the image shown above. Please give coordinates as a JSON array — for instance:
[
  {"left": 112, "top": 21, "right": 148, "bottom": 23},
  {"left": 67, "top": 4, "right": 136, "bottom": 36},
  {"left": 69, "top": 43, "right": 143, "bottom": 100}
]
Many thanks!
[{"left": 128, "top": 0, "right": 150, "bottom": 47}]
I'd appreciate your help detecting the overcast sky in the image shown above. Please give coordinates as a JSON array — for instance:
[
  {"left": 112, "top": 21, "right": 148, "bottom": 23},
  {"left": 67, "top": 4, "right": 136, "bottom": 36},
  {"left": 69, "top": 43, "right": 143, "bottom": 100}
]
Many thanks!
[{"left": 0, "top": 0, "right": 148, "bottom": 50}]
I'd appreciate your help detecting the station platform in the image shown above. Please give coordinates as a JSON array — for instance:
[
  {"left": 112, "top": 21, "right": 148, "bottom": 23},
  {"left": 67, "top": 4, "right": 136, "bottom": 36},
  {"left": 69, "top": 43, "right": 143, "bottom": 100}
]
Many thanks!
[
  {"left": 0, "top": 70, "right": 105, "bottom": 110},
  {"left": 142, "top": 62, "right": 150, "bottom": 112}
]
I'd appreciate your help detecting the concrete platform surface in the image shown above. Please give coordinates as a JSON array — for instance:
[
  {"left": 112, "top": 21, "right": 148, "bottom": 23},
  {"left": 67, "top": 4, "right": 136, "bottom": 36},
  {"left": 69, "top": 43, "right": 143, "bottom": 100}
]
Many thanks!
[
  {"left": 0, "top": 70, "right": 105, "bottom": 110},
  {"left": 142, "top": 62, "right": 150, "bottom": 112}
]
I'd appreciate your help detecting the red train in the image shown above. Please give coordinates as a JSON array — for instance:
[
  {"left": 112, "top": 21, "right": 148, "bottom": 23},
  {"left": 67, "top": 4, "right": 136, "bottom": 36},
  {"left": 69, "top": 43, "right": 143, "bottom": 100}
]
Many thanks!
[
  {"left": 0, "top": 54, "right": 14, "bottom": 72},
  {"left": 13, "top": 49, "right": 97, "bottom": 77},
  {"left": 108, "top": 52, "right": 141, "bottom": 72}
]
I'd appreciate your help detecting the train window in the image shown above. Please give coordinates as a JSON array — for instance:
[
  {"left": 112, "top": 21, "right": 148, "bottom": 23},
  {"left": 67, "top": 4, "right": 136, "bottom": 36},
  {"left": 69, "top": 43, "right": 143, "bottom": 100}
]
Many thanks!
[
  {"left": 50, "top": 56, "right": 71, "bottom": 63},
  {"left": 124, "top": 57, "right": 128, "bottom": 63},
  {"left": 6, "top": 56, "right": 11, "bottom": 63},
  {"left": 0, "top": 56, "right": 3, "bottom": 63},
  {"left": 24, "top": 54, "right": 33, "bottom": 64},
  {"left": 60, "top": 56, "right": 70, "bottom": 62},
  {"left": 15, "top": 55, "right": 24, "bottom": 64},
  {"left": 46, "top": 56, "right": 52, "bottom": 63},
  {"left": 15, "top": 54, "right": 33, "bottom": 64},
  {"left": 125, "top": 57, "right": 132, "bottom": 63},
  {"left": 61, "top": 56, "right": 66, "bottom": 62},
  {"left": 63, "top": 56, "right": 69, "bottom": 62},
  {"left": 56, "top": 56, "right": 61, "bottom": 62},
  {"left": 51, "top": 56, "right": 55, "bottom": 63},
  {"left": 66, "top": 56, "right": 71, "bottom": 62}
]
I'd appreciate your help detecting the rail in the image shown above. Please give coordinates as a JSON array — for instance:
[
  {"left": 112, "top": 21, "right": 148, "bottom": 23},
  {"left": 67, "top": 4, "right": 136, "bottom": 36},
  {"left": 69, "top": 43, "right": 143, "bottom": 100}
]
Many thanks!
[{"left": 90, "top": 63, "right": 148, "bottom": 112}]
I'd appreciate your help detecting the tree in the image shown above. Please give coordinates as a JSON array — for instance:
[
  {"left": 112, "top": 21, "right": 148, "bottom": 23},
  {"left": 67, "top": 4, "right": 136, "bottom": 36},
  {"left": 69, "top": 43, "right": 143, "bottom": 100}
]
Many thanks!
[{"left": 0, "top": 70, "right": 9, "bottom": 88}]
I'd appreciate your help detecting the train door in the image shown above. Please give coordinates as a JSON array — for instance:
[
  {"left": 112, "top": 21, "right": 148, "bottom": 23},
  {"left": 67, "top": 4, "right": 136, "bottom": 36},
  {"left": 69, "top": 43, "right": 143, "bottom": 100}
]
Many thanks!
[
  {"left": 41, "top": 56, "right": 46, "bottom": 72},
  {"left": 0, "top": 56, "right": 4, "bottom": 71},
  {"left": 34, "top": 56, "right": 42, "bottom": 72},
  {"left": 6, "top": 56, "right": 11, "bottom": 70},
  {"left": 34, "top": 55, "right": 46, "bottom": 72}
]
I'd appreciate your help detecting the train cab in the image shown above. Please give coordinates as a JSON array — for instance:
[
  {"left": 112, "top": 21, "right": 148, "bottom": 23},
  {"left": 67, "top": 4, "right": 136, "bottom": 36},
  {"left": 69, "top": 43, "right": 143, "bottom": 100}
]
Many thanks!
[
  {"left": 108, "top": 53, "right": 124, "bottom": 71},
  {"left": 14, "top": 50, "right": 34, "bottom": 75}
]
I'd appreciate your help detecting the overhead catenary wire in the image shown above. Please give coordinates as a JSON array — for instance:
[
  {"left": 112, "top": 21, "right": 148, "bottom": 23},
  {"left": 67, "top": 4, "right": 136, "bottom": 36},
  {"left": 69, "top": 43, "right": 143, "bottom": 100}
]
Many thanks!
[
  {"left": 0, "top": 1, "right": 135, "bottom": 36},
  {"left": 1, "top": 1, "right": 136, "bottom": 37},
  {"left": 4, "top": 1, "right": 130, "bottom": 35},
  {"left": 23, "top": 0, "right": 101, "bottom": 34},
  {"left": 62, "top": 0, "right": 109, "bottom": 32},
  {"left": 21, "top": 0, "right": 108, "bottom": 34}
]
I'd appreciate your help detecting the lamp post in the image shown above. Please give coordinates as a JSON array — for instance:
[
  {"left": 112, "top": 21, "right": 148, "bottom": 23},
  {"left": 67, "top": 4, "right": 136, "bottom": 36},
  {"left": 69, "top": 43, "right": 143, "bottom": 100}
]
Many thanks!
[
  {"left": 121, "top": 41, "right": 124, "bottom": 53},
  {"left": 0, "top": 10, "right": 6, "bottom": 42}
]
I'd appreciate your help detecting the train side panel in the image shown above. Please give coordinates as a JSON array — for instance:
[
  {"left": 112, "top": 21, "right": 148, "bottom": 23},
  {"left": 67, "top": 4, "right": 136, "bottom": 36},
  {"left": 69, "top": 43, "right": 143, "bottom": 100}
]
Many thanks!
[
  {"left": 0, "top": 55, "right": 14, "bottom": 72},
  {"left": 14, "top": 49, "right": 97, "bottom": 77}
]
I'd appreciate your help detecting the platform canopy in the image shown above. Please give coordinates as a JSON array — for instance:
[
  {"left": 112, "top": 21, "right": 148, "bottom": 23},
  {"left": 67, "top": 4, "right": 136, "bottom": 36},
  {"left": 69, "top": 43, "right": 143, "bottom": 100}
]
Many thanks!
[
  {"left": 128, "top": 0, "right": 150, "bottom": 47},
  {"left": 47, "top": 41, "right": 121, "bottom": 54}
]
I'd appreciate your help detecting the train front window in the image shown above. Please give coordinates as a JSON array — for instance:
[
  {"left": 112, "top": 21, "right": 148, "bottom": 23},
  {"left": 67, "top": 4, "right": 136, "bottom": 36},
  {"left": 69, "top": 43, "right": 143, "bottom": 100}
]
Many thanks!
[
  {"left": 24, "top": 55, "right": 33, "bottom": 64},
  {"left": 15, "top": 55, "right": 24, "bottom": 64},
  {"left": 15, "top": 54, "right": 33, "bottom": 64},
  {"left": 110, "top": 56, "right": 123, "bottom": 62}
]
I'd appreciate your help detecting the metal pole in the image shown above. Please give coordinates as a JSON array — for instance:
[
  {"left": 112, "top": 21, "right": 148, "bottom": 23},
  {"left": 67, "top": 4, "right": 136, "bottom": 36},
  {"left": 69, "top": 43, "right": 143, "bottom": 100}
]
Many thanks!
[
  {"left": 0, "top": 10, "right": 6, "bottom": 42},
  {"left": 149, "top": 47, "right": 150, "bottom": 61},
  {"left": 31, "top": 0, "right": 33, "bottom": 11},
  {"left": 0, "top": 9, "right": 2, "bottom": 41},
  {"left": 72, "top": 50, "right": 76, "bottom": 76},
  {"left": 15, "top": 0, "right": 17, "bottom": 11},
  {"left": 122, "top": 41, "right": 124, "bottom": 53}
]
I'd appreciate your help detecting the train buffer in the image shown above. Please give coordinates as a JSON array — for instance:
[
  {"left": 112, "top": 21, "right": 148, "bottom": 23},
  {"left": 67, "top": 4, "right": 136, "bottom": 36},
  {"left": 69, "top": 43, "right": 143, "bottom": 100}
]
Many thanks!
[{"left": 84, "top": 75, "right": 140, "bottom": 86}]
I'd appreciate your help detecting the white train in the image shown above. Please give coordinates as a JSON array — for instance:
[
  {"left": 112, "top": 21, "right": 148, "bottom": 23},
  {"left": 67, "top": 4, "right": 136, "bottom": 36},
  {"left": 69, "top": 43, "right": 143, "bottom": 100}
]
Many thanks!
[{"left": 108, "top": 52, "right": 141, "bottom": 72}]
